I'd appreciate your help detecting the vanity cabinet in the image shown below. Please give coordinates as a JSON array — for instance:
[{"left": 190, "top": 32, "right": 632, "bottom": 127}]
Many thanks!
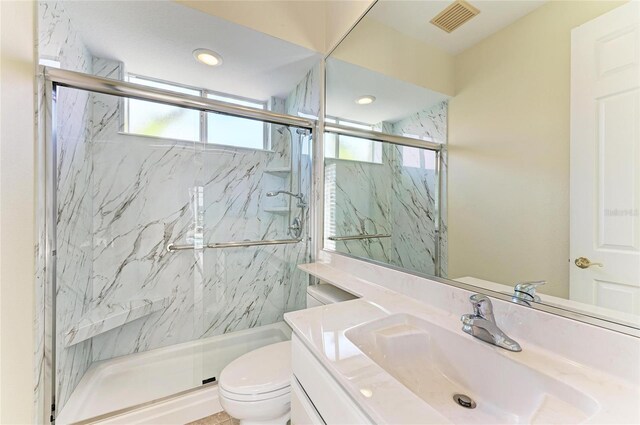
[
  {"left": 291, "top": 335, "right": 371, "bottom": 425},
  {"left": 291, "top": 378, "right": 323, "bottom": 424}
]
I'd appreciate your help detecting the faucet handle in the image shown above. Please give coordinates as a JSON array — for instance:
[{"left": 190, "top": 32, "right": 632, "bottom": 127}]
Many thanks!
[
  {"left": 469, "top": 294, "right": 495, "bottom": 322},
  {"left": 514, "top": 280, "right": 545, "bottom": 302}
]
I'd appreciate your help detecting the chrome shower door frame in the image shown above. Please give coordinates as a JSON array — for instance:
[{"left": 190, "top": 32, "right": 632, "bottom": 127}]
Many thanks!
[
  {"left": 40, "top": 67, "right": 316, "bottom": 423},
  {"left": 40, "top": 75, "right": 58, "bottom": 425}
]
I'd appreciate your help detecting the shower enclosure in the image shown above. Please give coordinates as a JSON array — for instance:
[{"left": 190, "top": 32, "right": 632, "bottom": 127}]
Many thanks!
[{"left": 43, "top": 67, "right": 315, "bottom": 423}]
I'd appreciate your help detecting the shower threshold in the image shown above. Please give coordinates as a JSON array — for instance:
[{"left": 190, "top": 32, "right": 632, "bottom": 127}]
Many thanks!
[{"left": 56, "top": 322, "right": 291, "bottom": 424}]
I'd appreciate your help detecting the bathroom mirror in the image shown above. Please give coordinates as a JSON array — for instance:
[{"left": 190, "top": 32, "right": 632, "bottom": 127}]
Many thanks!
[{"left": 323, "top": 0, "right": 640, "bottom": 331}]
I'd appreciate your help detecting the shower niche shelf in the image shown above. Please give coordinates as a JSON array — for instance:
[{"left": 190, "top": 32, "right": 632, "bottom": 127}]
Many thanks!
[{"left": 63, "top": 297, "right": 171, "bottom": 348}]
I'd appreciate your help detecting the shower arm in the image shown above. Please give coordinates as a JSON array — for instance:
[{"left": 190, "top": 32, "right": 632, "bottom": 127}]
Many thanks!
[{"left": 266, "top": 190, "right": 307, "bottom": 208}]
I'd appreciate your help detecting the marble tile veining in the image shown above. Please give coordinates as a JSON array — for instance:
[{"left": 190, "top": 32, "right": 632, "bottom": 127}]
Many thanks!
[
  {"left": 63, "top": 297, "right": 171, "bottom": 347},
  {"left": 392, "top": 101, "right": 448, "bottom": 277},
  {"left": 39, "top": 0, "right": 96, "bottom": 409}
]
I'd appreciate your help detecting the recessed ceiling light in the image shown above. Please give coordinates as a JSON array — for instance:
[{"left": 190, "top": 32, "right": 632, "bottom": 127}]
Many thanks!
[
  {"left": 355, "top": 95, "right": 376, "bottom": 105},
  {"left": 193, "top": 48, "right": 223, "bottom": 67}
]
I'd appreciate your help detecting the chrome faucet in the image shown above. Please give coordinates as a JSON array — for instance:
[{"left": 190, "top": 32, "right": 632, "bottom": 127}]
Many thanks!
[
  {"left": 461, "top": 294, "right": 522, "bottom": 352},
  {"left": 512, "top": 280, "right": 546, "bottom": 306}
]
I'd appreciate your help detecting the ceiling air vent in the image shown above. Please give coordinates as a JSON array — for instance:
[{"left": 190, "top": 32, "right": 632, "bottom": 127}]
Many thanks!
[{"left": 430, "top": 0, "right": 480, "bottom": 33}]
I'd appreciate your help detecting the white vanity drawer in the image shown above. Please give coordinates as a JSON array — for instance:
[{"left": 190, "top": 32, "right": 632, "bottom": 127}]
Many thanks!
[
  {"left": 291, "top": 376, "right": 324, "bottom": 425},
  {"left": 291, "top": 335, "right": 371, "bottom": 425}
]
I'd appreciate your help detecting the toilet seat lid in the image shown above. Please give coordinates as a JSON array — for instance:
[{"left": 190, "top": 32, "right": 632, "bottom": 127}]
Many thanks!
[{"left": 219, "top": 341, "right": 291, "bottom": 396}]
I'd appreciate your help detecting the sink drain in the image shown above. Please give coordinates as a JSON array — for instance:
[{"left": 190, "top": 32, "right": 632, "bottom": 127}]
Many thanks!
[{"left": 453, "top": 393, "right": 477, "bottom": 409}]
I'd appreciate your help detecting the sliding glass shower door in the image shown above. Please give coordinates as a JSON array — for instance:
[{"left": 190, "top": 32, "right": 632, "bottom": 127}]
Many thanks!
[
  {"left": 54, "top": 86, "right": 205, "bottom": 419},
  {"left": 50, "top": 81, "right": 313, "bottom": 422}
]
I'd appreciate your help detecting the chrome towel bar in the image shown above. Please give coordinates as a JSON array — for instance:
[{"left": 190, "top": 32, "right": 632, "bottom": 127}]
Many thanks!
[
  {"left": 328, "top": 234, "right": 391, "bottom": 241},
  {"left": 166, "top": 238, "right": 302, "bottom": 252}
]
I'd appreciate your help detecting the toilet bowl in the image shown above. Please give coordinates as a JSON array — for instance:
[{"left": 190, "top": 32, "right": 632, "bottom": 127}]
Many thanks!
[
  {"left": 219, "top": 341, "right": 291, "bottom": 425},
  {"left": 218, "top": 283, "right": 356, "bottom": 425}
]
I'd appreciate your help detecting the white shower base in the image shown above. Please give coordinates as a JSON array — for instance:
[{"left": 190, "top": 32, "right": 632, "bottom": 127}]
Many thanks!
[
  {"left": 91, "top": 384, "right": 222, "bottom": 425},
  {"left": 57, "top": 322, "right": 292, "bottom": 424}
]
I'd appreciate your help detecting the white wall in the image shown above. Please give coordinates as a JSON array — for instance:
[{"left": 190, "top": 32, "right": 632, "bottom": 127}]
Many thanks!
[
  {"left": 324, "top": 0, "right": 373, "bottom": 54},
  {"left": 448, "top": 1, "right": 626, "bottom": 297},
  {"left": 178, "top": 0, "right": 326, "bottom": 52},
  {"left": 178, "top": 0, "right": 374, "bottom": 54},
  {"left": 331, "top": 16, "right": 455, "bottom": 96},
  {"left": 0, "top": 1, "right": 36, "bottom": 423}
]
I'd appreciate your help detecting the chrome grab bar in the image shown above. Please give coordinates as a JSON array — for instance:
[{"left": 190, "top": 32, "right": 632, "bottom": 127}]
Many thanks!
[
  {"left": 328, "top": 234, "right": 391, "bottom": 241},
  {"left": 167, "top": 238, "right": 302, "bottom": 252}
]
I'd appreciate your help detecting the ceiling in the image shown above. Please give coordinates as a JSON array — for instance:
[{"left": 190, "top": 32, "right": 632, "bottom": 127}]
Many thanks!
[
  {"left": 368, "top": 0, "right": 547, "bottom": 55},
  {"left": 326, "top": 58, "right": 450, "bottom": 125},
  {"left": 63, "top": 1, "right": 321, "bottom": 101}
]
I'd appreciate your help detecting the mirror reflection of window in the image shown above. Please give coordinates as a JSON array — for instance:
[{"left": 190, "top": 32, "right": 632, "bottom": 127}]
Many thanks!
[
  {"left": 325, "top": 117, "right": 382, "bottom": 163},
  {"left": 401, "top": 146, "right": 436, "bottom": 170},
  {"left": 324, "top": 163, "right": 337, "bottom": 251}
]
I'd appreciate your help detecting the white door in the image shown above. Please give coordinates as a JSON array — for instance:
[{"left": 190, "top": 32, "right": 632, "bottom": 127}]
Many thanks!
[{"left": 570, "top": 1, "right": 640, "bottom": 314}]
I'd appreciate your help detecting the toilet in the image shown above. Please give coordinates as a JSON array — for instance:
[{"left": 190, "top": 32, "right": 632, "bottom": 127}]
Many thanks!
[{"left": 218, "top": 283, "right": 357, "bottom": 425}]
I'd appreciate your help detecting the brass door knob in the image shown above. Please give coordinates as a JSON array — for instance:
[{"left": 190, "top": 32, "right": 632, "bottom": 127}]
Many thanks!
[{"left": 575, "top": 257, "right": 603, "bottom": 269}]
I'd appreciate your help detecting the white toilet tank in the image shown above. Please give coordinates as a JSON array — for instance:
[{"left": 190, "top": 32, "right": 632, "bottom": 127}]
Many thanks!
[{"left": 306, "top": 282, "right": 357, "bottom": 308}]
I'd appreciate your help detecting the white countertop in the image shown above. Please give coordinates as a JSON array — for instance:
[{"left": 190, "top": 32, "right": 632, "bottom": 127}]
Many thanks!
[{"left": 284, "top": 262, "right": 640, "bottom": 424}]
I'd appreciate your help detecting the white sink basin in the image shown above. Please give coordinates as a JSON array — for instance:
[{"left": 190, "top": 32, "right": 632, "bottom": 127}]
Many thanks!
[{"left": 345, "top": 314, "right": 599, "bottom": 424}]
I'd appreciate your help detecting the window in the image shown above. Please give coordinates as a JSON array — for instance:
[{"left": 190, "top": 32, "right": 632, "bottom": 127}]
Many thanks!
[
  {"left": 399, "top": 133, "right": 437, "bottom": 170},
  {"left": 127, "top": 76, "right": 201, "bottom": 141},
  {"left": 324, "top": 117, "right": 382, "bottom": 164},
  {"left": 125, "top": 75, "right": 268, "bottom": 149},
  {"left": 206, "top": 93, "right": 266, "bottom": 150}
]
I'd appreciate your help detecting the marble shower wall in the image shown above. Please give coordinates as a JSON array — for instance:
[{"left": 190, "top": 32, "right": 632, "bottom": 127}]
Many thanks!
[
  {"left": 89, "top": 69, "right": 317, "bottom": 360},
  {"left": 391, "top": 101, "right": 448, "bottom": 276},
  {"left": 325, "top": 101, "right": 448, "bottom": 277},
  {"left": 324, "top": 157, "right": 393, "bottom": 261},
  {"left": 198, "top": 67, "right": 318, "bottom": 340},
  {"left": 39, "top": 0, "right": 95, "bottom": 409},
  {"left": 284, "top": 65, "right": 318, "bottom": 311}
]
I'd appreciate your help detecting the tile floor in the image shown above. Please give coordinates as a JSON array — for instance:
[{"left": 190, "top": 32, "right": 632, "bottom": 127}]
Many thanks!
[{"left": 186, "top": 411, "right": 239, "bottom": 425}]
